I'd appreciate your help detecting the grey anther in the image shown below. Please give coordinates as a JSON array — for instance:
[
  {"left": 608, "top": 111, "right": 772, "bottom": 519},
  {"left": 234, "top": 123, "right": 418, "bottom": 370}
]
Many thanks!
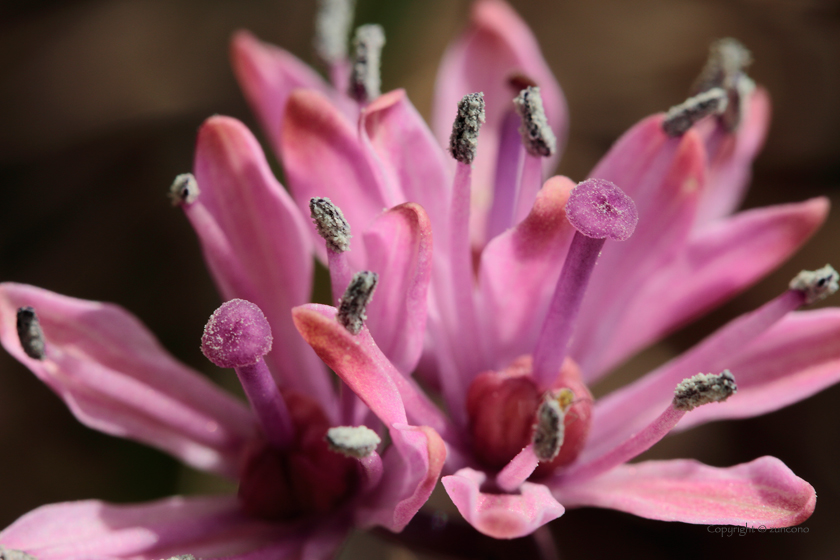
[
  {"left": 0, "top": 546, "right": 37, "bottom": 560},
  {"left": 168, "top": 173, "right": 200, "bottom": 205},
  {"left": 310, "top": 197, "right": 351, "bottom": 253},
  {"left": 337, "top": 271, "right": 378, "bottom": 335},
  {"left": 513, "top": 86, "right": 556, "bottom": 157},
  {"left": 349, "top": 24, "right": 385, "bottom": 102},
  {"left": 691, "top": 38, "right": 753, "bottom": 132},
  {"left": 449, "top": 92, "right": 486, "bottom": 165},
  {"left": 326, "top": 425, "right": 381, "bottom": 458},
  {"left": 16, "top": 307, "right": 45, "bottom": 360},
  {"left": 532, "top": 396, "right": 564, "bottom": 461},
  {"left": 662, "top": 88, "right": 728, "bottom": 137},
  {"left": 790, "top": 265, "right": 839, "bottom": 304},
  {"left": 673, "top": 370, "right": 738, "bottom": 412},
  {"left": 314, "top": 0, "right": 357, "bottom": 64}
]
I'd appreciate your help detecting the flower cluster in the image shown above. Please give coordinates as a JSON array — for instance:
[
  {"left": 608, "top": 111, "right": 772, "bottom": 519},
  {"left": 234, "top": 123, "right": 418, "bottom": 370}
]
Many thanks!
[{"left": 2, "top": 0, "right": 839, "bottom": 558}]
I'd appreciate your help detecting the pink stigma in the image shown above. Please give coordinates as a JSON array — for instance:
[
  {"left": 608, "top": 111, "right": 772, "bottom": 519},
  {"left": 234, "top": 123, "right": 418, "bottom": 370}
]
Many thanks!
[
  {"left": 201, "top": 299, "right": 273, "bottom": 368},
  {"left": 565, "top": 178, "right": 638, "bottom": 241}
]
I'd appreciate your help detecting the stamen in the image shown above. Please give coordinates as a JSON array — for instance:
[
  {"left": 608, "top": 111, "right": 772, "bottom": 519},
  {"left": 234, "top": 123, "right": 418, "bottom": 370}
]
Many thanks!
[
  {"left": 16, "top": 307, "right": 45, "bottom": 360},
  {"left": 513, "top": 86, "right": 556, "bottom": 158},
  {"left": 164, "top": 556, "right": 197, "bottom": 560},
  {"left": 532, "top": 396, "right": 564, "bottom": 461},
  {"left": 486, "top": 110, "right": 525, "bottom": 240},
  {"left": 314, "top": 0, "right": 356, "bottom": 65},
  {"left": 326, "top": 425, "right": 381, "bottom": 458},
  {"left": 662, "top": 88, "right": 728, "bottom": 137},
  {"left": 789, "top": 265, "right": 839, "bottom": 304},
  {"left": 532, "top": 179, "right": 638, "bottom": 388},
  {"left": 691, "top": 38, "right": 752, "bottom": 95},
  {"left": 310, "top": 197, "right": 351, "bottom": 253},
  {"left": 168, "top": 173, "right": 200, "bottom": 205},
  {"left": 673, "top": 370, "right": 738, "bottom": 411},
  {"left": 449, "top": 92, "right": 486, "bottom": 165},
  {"left": 0, "top": 547, "right": 37, "bottom": 560},
  {"left": 349, "top": 24, "right": 385, "bottom": 103},
  {"left": 202, "top": 299, "right": 294, "bottom": 448},
  {"left": 337, "top": 271, "right": 378, "bottom": 335},
  {"left": 721, "top": 74, "right": 755, "bottom": 132}
]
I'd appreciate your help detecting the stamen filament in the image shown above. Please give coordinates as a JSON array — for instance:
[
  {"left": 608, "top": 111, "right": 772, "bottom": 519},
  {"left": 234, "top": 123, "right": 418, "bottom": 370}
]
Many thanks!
[
  {"left": 486, "top": 111, "right": 525, "bottom": 240},
  {"left": 514, "top": 153, "right": 544, "bottom": 224}
]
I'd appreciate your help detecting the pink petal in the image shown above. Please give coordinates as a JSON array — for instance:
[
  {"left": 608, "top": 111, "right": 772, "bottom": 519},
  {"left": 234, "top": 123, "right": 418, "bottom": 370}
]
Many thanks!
[
  {"left": 191, "top": 116, "right": 335, "bottom": 412},
  {"left": 281, "top": 89, "right": 391, "bottom": 266},
  {"left": 442, "top": 468, "right": 564, "bottom": 539},
  {"left": 363, "top": 203, "right": 434, "bottom": 375},
  {"left": 361, "top": 90, "right": 452, "bottom": 251},
  {"left": 555, "top": 457, "right": 815, "bottom": 527},
  {"left": 0, "top": 495, "right": 283, "bottom": 560},
  {"left": 432, "top": 0, "right": 567, "bottom": 247},
  {"left": 569, "top": 118, "right": 706, "bottom": 377},
  {"left": 677, "top": 309, "right": 840, "bottom": 430},
  {"left": 230, "top": 31, "right": 354, "bottom": 157},
  {"left": 356, "top": 424, "right": 447, "bottom": 532},
  {"left": 0, "top": 283, "right": 255, "bottom": 478},
  {"left": 695, "top": 87, "right": 772, "bottom": 225},
  {"left": 583, "top": 197, "right": 828, "bottom": 380},
  {"left": 477, "top": 175, "right": 575, "bottom": 368}
]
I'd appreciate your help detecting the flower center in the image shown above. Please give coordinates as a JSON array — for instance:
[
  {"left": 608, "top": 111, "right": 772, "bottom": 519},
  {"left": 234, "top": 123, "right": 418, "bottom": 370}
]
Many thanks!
[
  {"left": 237, "top": 390, "right": 360, "bottom": 520},
  {"left": 466, "top": 355, "right": 592, "bottom": 478}
]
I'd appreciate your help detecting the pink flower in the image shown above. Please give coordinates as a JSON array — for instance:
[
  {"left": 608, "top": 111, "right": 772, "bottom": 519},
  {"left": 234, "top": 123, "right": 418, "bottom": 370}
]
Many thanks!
[
  {"left": 233, "top": 0, "right": 839, "bottom": 541},
  {"left": 0, "top": 115, "right": 445, "bottom": 559}
]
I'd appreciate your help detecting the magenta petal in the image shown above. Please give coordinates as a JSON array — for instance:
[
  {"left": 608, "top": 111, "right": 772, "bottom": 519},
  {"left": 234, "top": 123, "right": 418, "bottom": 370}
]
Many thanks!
[
  {"left": 361, "top": 90, "right": 452, "bottom": 251},
  {"left": 583, "top": 197, "right": 829, "bottom": 380},
  {"left": 281, "top": 89, "right": 392, "bottom": 266},
  {"left": 192, "top": 116, "right": 335, "bottom": 412},
  {"left": 477, "top": 176, "right": 575, "bottom": 368},
  {"left": 442, "top": 468, "right": 564, "bottom": 539},
  {"left": 364, "top": 203, "right": 434, "bottom": 375},
  {"left": 356, "top": 424, "right": 447, "bottom": 532},
  {"left": 677, "top": 309, "right": 840, "bottom": 430},
  {"left": 230, "top": 31, "right": 353, "bottom": 157},
  {"left": 0, "top": 283, "right": 255, "bottom": 478},
  {"left": 556, "top": 457, "right": 815, "bottom": 527},
  {"left": 432, "top": 0, "right": 567, "bottom": 246},
  {"left": 0, "top": 495, "right": 283, "bottom": 560}
]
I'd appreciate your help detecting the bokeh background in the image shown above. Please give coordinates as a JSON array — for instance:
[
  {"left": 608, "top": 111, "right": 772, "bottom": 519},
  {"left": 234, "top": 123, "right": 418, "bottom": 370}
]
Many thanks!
[{"left": 1, "top": 0, "right": 839, "bottom": 558}]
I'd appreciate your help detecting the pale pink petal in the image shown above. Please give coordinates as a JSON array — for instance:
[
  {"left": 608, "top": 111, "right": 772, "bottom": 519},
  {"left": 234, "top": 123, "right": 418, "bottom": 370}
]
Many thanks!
[
  {"left": 230, "top": 31, "right": 355, "bottom": 157},
  {"left": 281, "top": 89, "right": 391, "bottom": 266},
  {"left": 361, "top": 90, "right": 452, "bottom": 251},
  {"left": 555, "top": 457, "right": 815, "bottom": 527},
  {"left": 569, "top": 118, "right": 706, "bottom": 376},
  {"left": 0, "top": 283, "right": 255, "bottom": 478},
  {"left": 0, "top": 495, "right": 284, "bottom": 560},
  {"left": 477, "top": 176, "right": 575, "bottom": 368},
  {"left": 356, "top": 424, "right": 447, "bottom": 532},
  {"left": 191, "top": 116, "right": 335, "bottom": 413},
  {"left": 695, "top": 87, "right": 772, "bottom": 225},
  {"left": 363, "top": 203, "right": 434, "bottom": 375},
  {"left": 677, "top": 309, "right": 840, "bottom": 430},
  {"left": 583, "top": 197, "right": 829, "bottom": 380},
  {"left": 432, "top": 0, "right": 567, "bottom": 246},
  {"left": 442, "top": 468, "right": 564, "bottom": 539}
]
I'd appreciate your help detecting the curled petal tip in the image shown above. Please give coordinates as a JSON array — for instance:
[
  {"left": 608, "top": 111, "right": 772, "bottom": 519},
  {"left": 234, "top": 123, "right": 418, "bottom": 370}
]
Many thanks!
[
  {"left": 201, "top": 299, "right": 273, "bottom": 368},
  {"left": 565, "top": 179, "right": 638, "bottom": 241}
]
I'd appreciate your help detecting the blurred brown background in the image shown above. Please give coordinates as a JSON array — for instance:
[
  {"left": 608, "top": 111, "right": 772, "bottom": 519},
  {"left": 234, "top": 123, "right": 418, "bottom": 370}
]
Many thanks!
[{"left": 1, "top": 1, "right": 839, "bottom": 558}]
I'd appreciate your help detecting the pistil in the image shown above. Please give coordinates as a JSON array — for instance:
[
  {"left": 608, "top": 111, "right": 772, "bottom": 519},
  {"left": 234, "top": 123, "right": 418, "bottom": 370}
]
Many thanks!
[
  {"left": 310, "top": 197, "right": 353, "bottom": 306},
  {"left": 532, "top": 179, "right": 638, "bottom": 388},
  {"left": 201, "top": 299, "right": 294, "bottom": 449}
]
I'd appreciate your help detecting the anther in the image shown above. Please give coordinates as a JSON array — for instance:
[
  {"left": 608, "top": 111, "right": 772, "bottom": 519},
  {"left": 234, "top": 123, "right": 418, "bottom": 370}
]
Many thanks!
[
  {"left": 314, "top": 0, "right": 357, "bottom": 65},
  {"left": 310, "top": 197, "right": 351, "bottom": 253},
  {"left": 565, "top": 178, "right": 639, "bottom": 241},
  {"left": 673, "top": 370, "right": 738, "bottom": 412},
  {"left": 337, "top": 271, "right": 378, "bottom": 335},
  {"left": 691, "top": 38, "right": 752, "bottom": 95},
  {"left": 789, "top": 265, "right": 839, "bottom": 304},
  {"left": 326, "top": 425, "right": 381, "bottom": 458},
  {"left": 164, "top": 556, "right": 197, "bottom": 560},
  {"left": 662, "top": 88, "right": 728, "bottom": 137},
  {"left": 349, "top": 24, "right": 385, "bottom": 103},
  {"left": 449, "top": 92, "right": 486, "bottom": 165},
  {"left": 168, "top": 173, "right": 200, "bottom": 205},
  {"left": 532, "top": 396, "right": 564, "bottom": 461},
  {"left": 513, "top": 86, "right": 556, "bottom": 157},
  {"left": 16, "top": 307, "right": 45, "bottom": 360}
]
